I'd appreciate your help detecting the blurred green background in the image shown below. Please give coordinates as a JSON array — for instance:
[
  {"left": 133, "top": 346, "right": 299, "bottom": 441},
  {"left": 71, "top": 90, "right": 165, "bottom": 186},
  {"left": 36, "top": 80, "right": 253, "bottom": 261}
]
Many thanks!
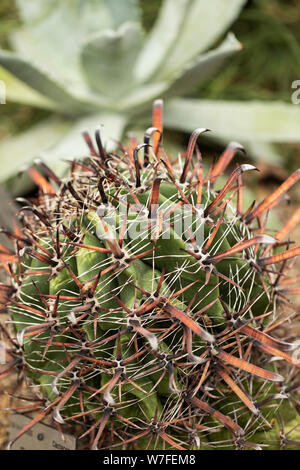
[{"left": 0, "top": 0, "right": 300, "bottom": 168}]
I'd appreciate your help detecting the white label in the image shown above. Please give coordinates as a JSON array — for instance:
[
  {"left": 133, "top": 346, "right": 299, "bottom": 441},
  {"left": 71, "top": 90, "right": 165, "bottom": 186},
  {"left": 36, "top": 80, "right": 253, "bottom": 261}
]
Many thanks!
[{"left": 9, "top": 413, "right": 77, "bottom": 450}]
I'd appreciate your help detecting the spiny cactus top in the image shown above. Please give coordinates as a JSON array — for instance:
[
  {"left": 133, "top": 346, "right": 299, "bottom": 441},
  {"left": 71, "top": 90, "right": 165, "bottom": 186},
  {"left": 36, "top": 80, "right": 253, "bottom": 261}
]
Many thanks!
[{"left": 1, "top": 100, "right": 300, "bottom": 450}]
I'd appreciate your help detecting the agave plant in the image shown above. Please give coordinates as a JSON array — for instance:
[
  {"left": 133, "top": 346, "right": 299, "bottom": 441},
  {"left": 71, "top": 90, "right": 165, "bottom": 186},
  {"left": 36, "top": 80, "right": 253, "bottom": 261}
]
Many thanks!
[
  {"left": 1, "top": 101, "right": 300, "bottom": 450},
  {"left": 1, "top": 0, "right": 300, "bottom": 194}
]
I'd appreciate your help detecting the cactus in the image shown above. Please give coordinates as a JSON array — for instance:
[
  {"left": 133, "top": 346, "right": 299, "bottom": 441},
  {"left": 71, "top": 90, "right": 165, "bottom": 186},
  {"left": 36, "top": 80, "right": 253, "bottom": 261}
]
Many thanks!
[
  {"left": 2, "top": 0, "right": 300, "bottom": 192},
  {"left": 1, "top": 100, "right": 300, "bottom": 450}
]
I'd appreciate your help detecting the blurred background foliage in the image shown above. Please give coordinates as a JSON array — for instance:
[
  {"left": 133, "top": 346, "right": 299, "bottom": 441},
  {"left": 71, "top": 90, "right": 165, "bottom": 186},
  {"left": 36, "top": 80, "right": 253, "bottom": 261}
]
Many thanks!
[
  {"left": 140, "top": 0, "right": 300, "bottom": 171},
  {"left": 0, "top": 0, "right": 49, "bottom": 138},
  {"left": 0, "top": 2, "right": 299, "bottom": 313},
  {"left": 0, "top": 0, "right": 300, "bottom": 169},
  {"left": 0, "top": 0, "right": 298, "bottom": 255},
  {"left": 140, "top": 0, "right": 300, "bottom": 102}
]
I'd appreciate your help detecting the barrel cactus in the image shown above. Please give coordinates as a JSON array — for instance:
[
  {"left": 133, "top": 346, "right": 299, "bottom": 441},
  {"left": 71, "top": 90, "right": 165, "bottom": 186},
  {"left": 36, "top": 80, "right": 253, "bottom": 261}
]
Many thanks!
[{"left": 1, "top": 100, "right": 300, "bottom": 450}]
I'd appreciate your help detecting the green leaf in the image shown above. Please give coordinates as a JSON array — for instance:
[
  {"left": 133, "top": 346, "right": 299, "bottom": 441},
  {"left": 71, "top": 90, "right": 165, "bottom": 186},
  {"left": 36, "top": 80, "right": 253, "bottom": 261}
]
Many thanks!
[
  {"left": 15, "top": 0, "right": 60, "bottom": 22},
  {"left": 13, "top": 1, "right": 140, "bottom": 88},
  {"left": 245, "top": 141, "right": 284, "bottom": 165},
  {"left": 0, "top": 186, "right": 17, "bottom": 269},
  {"left": 11, "top": 1, "right": 113, "bottom": 84},
  {"left": 81, "top": 22, "right": 144, "bottom": 98},
  {"left": 164, "top": 98, "right": 300, "bottom": 143},
  {"left": 165, "top": 33, "right": 242, "bottom": 98},
  {"left": 0, "top": 50, "right": 90, "bottom": 114},
  {"left": 157, "top": 0, "right": 246, "bottom": 79},
  {"left": 0, "top": 65, "right": 57, "bottom": 109},
  {"left": 38, "top": 112, "right": 127, "bottom": 174},
  {"left": 134, "top": 0, "right": 190, "bottom": 83},
  {"left": 16, "top": 0, "right": 141, "bottom": 27},
  {"left": 0, "top": 117, "right": 73, "bottom": 185},
  {"left": 1, "top": 112, "right": 127, "bottom": 196},
  {"left": 102, "top": 0, "right": 141, "bottom": 28}
]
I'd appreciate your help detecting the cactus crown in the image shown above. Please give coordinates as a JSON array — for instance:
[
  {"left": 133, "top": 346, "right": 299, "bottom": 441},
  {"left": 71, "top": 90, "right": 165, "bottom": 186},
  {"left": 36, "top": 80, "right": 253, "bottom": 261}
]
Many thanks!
[{"left": 1, "top": 100, "right": 300, "bottom": 450}]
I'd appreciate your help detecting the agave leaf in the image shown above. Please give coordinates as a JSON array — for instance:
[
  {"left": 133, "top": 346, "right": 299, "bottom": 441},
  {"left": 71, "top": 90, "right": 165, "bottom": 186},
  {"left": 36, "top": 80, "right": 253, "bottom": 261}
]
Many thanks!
[
  {"left": 0, "top": 117, "right": 73, "bottom": 185},
  {"left": 134, "top": 0, "right": 190, "bottom": 83},
  {"left": 12, "top": 1, "right": 141, "bottom": 84},
  {"left": 0, "top": 66, "right": 56, "bottom": 110},
  {"left": 117, "top": 82, "right": 170, "bottom": 111},
  {"left": 10, "top": 1, "right": 114, "bottom": 86},
  {"left": 0, "top": 185, "right": 17, "bottom": 275},
  {"left": 165, "top": 33, "right": 242, "bottom": 98},
  {"left": 0, "top": 50, "right": 93, "bottom": 114},
  {"left": 12, "top": 1, "right": 112, "bottom": 53},
  {"left": 164, "top": 98, "right": 300, "bottom": 144},
  {"left": 81, "top": 22, "right": 144, "bottom": 98},
  {"left": 157, "top": 0, "right": 247, "bottom": 79},
  {"left": 14, "top": 0, "right": 67, "bottom": 23},
  {"left": 245, "top": 141, "right": 284, "bottom": 165},
  {"left": 16, "top": 0, "right": 141, "bottom": 27}
]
